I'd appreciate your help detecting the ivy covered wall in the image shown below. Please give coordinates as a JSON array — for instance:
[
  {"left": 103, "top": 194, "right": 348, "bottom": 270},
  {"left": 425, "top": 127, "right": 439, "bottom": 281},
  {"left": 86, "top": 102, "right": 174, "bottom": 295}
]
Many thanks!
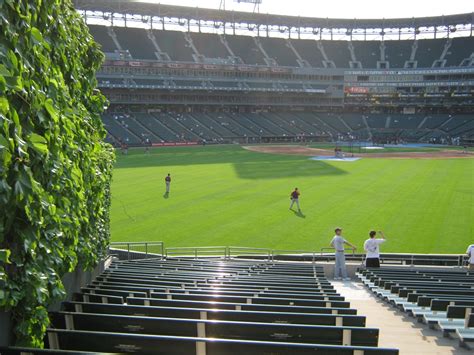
[{"left": 0, "top": 0, "right": 114, "bottom": 347}]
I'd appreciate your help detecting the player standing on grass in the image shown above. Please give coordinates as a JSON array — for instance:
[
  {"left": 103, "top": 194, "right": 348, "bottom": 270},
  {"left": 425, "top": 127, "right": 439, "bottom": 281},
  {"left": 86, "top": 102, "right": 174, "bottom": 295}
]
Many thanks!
[
  {"left": 330, "top": 228, "right": 356, "bottom": 281},
  {"left": 289, "top": 188, "right": 301, "bottom": 212},
  {"left": 364, "top": 231, "right": 386, "bottom": 268},
  {"left": 165, "top": 173, "right": 171, "bottom": 193}
]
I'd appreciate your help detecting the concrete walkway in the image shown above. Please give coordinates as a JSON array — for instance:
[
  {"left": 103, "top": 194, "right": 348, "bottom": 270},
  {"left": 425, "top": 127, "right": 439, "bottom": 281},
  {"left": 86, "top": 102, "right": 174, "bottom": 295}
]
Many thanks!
[{"left": 332, "top": 281, "right": 471, "bottom": 355}]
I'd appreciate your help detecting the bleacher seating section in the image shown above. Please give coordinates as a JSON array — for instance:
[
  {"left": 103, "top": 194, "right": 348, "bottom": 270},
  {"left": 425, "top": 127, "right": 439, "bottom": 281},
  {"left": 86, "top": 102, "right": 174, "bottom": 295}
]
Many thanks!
[
  {"left": 41, "top": 257, "right": 399, "bottom": 354},
  {"left": 88, "top": 25, "right": 474, "bottom": 69},
  {"left": 357, "top": 267, "right": 474, "bottom": 350},
  {"left": 104, "top": 112, "right": 473, "bottom": 145}
]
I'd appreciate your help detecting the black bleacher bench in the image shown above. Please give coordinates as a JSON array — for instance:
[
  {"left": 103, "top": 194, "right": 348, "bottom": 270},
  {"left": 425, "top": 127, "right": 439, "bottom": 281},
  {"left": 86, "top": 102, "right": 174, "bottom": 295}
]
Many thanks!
[
  {"left": 127, "top": 297, "right": 356, "bottom": 314},
  {"left": 407, "top": 293, "right": 474, "bottom": 307},
  {"left": 445, "top": 305, "right": 474, "bottom": 320},
  {"left": 49, "top": 311, "right": 380, "bottom": 346},
  {"left": 86, "top": 283, "right": 341, "bottom": 301},
  {"left": 430, "top": 299, "right": 474, "bottom": 311},
  {"left": 111, "top": 266, "right": 324, "bottom": 278},
  {"left": 456, "top": 313, "right": 474, "bottom": 350},
  {"left": 148, "top": 288, "right": 344, "bottom": 301},
  {"left": 80, "top": 287, "right": 147, "bottom": 299},
  {"left": 100, "top": 275, "right": 333, "bottom": 292},
  {"left": 375, "top": 278, "right": 474, "bottom": 289},
  {"left": 62, "top": 301, "right": 366, "bottom": 326},
  {"left": 148, "top": 292, "right": 348, "bottom": 307},
  {"left": 46, "top": 328, "right": 399, "bottom": 354},
  {"left": 397, "top": 288, "right": 474, "bottom": 298},
  {"left": 208, "top": 281, "right": 327, "bottom": 291},
  {"left": 92, "top": 278, "right": 337, "bottom": 295},
  {"left": 73, "top": 293, "right": 124, "bottom": 304}
]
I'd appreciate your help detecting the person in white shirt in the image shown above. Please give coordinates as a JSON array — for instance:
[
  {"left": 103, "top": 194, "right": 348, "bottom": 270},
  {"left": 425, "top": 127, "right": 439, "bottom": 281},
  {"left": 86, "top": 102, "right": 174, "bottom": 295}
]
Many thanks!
[
  {"left": 330, "top": 228, "right": 357, "bottom": 281},
  {"left": 364, "top": 230, "right": 386, "bottom": 268},
  {"left": 466, "top": 244, "right": 474, "bottom": 270}
]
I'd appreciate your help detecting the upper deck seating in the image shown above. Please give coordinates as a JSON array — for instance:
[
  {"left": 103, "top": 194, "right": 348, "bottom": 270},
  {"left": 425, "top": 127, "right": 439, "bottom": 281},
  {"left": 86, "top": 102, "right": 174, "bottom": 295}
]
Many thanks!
[
  {"left": 445, "top": 37, "right": 474, "bottom": 67},
  {"left": 225, "top": 35, "right": 267, "bottom": 65},
  {"left": 88, "top": 25, "right": 118, "bottom": 53},
  {"left": 113, "top": 27, "right": 157, "bottom": 60},
  {"left": 191, "top": 33, "right": 229, "bottom": 60},
  {"left": 259, "top": 37, "right": 298, "bottom": 67},
  {"left": 384, "top": 40, "right": 413, "bottom": 68},
  {"left": 353, "top": 41, "right": 381, "bottom": 68},
  {"left": 322, "top": 41, "right": 352, "bottom": 68},
  {"left": 151, "top": 30, "right": 194, "bottom": 62},
  {"left": 415, "top": 39, "right": 445, "bottom": 68}
]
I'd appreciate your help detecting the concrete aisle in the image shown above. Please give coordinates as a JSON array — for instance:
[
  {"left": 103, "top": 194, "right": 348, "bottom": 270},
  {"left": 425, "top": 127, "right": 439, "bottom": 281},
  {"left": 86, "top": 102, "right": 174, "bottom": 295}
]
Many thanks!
[{"left": 332, "top": 281, "right": 471, "bottom": 355}]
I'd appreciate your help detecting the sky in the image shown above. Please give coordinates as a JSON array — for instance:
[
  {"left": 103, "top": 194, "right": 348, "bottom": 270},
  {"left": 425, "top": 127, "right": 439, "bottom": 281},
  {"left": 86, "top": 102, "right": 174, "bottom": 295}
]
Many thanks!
[{"left": 142, "top": 0, "right": 473, "bottom": 19}]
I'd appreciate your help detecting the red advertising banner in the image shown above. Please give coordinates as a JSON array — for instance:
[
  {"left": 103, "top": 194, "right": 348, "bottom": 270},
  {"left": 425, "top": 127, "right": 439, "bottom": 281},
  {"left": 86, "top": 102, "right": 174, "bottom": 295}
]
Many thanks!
[
  {"left": 344, "top": 86, "right": 369, "bottom": 94},
  {"left": 152, "top": 142, "right": 199, "bottom": 147}
]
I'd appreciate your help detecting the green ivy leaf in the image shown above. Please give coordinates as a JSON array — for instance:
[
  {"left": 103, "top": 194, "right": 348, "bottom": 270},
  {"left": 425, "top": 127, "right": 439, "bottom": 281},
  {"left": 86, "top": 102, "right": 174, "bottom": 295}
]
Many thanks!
[
  {"left": 0, "top": 249, "right": 10, "bottom": 263},
  {"left": 29, "top": 133, "right": 48, "bottom": 155},
  {"left": 30, "top": 27, "right": 43, "bottom": 43},
  {"left": 0, "top": 97, "right": 9, "bottom": 114},
  {"left": 0, "top": 64, "right": 11, "bottom": 77},
  {"left": 44, "top": 99, "right": 58, "bottom": 122}
]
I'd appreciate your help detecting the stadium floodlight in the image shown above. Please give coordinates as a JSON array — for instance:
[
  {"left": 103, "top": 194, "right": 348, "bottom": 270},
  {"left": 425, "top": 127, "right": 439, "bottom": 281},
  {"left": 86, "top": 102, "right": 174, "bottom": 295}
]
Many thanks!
[{"left": 232, "top": 0, "right": 263, "bottom": 13}]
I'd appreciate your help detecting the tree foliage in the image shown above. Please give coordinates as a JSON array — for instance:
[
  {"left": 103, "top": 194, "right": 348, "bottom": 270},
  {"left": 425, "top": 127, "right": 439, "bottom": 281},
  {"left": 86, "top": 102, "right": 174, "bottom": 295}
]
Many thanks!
[{"left": 0, "top": 0, "right": 114, "bottom": 346}]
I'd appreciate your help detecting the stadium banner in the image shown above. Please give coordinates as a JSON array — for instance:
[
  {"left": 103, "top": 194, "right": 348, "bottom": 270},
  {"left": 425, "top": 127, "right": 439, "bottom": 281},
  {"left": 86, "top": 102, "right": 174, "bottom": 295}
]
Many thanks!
[
  {"left": 344, "top": 86, "right": 369, "bottom": 94},
  {"left": 152, "top": 142, "right": 199, "bottom": 147}
]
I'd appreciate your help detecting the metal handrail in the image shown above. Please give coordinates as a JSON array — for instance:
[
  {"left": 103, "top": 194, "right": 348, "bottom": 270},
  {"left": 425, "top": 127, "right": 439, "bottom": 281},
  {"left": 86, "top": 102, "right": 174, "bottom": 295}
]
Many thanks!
[
  {"left": 108, "top": 242, "right": 468, "bottom": 267},
  {"left": 165, "top": 246, "right": 228, "bottom": 259},
  {"left": 110, "top": 241, "right": 165, "bottom": 260}
]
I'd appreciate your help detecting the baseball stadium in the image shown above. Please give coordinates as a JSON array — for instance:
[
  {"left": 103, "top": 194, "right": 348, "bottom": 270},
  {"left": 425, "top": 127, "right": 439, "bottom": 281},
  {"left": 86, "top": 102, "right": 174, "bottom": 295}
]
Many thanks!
[{"left": 0, "top": 0, "right": 473, "bottom": 354}]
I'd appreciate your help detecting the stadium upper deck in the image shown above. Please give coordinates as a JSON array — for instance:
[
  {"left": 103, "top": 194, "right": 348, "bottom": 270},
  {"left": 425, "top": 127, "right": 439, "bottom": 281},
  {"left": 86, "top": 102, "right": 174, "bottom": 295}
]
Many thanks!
[{"left": 73, "top": 1, "right": 474, "bottom": 144}]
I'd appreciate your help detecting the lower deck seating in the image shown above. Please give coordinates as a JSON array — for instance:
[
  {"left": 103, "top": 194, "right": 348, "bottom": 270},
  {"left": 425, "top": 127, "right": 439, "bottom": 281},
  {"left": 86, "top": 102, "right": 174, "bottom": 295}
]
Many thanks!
[
  {"left": 42, "top": 258, "right": 398, "bottom": 354},
  {"left": 103, "top": 112, "right": 472, "bottom": 145},
  {"left": 357, "top": 267, "right": 474, "bottom": 350}
]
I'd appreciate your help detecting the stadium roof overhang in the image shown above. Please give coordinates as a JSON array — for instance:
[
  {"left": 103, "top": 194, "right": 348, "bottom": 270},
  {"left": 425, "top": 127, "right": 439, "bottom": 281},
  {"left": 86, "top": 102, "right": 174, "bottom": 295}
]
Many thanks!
[{"left": 74, "top": 0, "right": 473, "bottom": 29}]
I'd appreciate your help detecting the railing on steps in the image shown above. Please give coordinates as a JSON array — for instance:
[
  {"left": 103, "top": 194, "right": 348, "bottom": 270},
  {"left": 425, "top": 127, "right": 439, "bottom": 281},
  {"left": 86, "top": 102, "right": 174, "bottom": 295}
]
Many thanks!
[
  {"left": 109, "top": 241, "right": 165, "bottom": 261},
  {"left": 108, "top": 242, "right": 468, "bottom": 267}
]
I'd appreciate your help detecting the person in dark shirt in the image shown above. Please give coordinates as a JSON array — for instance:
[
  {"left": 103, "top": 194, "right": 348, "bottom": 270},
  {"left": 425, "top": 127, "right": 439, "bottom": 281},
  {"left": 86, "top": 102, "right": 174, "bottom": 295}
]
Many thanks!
[
  {"left": 165, "top": 174, "right": 171, "bottom": 193},
  {"left": 289, "top": 188, "right": 301, "bottom": 212}
]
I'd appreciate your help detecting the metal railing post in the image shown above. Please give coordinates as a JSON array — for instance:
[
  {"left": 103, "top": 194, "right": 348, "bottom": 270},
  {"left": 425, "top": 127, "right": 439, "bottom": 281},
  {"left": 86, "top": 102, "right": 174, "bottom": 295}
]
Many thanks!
[
  {"left": 145, "top": 243, "right": 148, "bottom": 258},
  {"left": 195, "top": 248, "right": 198, "bottom": 260},
  {"left": 127, "top": 243, "right": 130, "bottom": 261}
]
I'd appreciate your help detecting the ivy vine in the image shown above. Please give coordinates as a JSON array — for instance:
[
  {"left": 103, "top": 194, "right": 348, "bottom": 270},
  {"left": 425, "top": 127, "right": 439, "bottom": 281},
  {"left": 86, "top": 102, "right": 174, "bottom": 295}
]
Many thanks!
[{"left": 0, "top": 0, "right": 114, "bottom": 347}]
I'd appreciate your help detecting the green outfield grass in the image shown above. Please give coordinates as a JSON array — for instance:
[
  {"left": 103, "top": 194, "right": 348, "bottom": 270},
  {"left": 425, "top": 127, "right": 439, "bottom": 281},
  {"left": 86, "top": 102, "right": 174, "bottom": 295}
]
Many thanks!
[{"left": 111, "top": 145, "right": 473, "bottom": 254}]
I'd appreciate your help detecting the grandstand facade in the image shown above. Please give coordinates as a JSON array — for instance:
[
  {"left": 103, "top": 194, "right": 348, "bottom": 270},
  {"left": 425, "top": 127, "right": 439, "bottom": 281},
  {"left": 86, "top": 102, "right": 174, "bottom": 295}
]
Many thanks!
[{"left": 74, "top": 1, "right": 474, "bottom": 146}]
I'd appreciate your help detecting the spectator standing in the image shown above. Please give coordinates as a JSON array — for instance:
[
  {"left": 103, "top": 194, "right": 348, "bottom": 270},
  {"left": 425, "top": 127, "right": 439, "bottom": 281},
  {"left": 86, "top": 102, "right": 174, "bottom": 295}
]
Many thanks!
[
  {"left": 364, "top": 231, "right": 386, "bottom": 268},
  {"left": 330, "top": 228, "right": 357, "bottom": 281},
  {"left": 466, "top": 244, "right": 474, "bottom": 270}
]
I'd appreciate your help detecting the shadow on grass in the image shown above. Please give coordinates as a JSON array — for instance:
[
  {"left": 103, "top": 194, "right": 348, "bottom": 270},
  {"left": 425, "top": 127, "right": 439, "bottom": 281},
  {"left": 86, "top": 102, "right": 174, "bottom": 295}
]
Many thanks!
[
  {"left": 163, "top": 192, "right": 169, "bottom": 199},
  {"left": 290, "top": 209, "right": 306, "bottom": 218},
  {"left": 115, "top": 145, "right": 348, "bottom": 180}
]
